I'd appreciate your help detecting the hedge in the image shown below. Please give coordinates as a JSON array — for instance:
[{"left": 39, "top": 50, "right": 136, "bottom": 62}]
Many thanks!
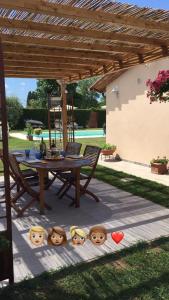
[{"left": 18, "top": 108, "right": 106, "bottom": 129}]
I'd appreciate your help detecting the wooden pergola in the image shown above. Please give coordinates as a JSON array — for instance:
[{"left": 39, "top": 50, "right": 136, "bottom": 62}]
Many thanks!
[
  {"left": 0, "top": 0, "right": 168, "bottom": 284},
  {"left": 0, "top": 0, "right": 168, "bottom": 145},
  {"left": 0, "top": 0, "right": 168, "bottom": 82}
]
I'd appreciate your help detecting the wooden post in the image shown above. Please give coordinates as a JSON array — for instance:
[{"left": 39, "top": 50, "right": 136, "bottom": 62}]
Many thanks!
[
  {"left": 0, "top": 38, "right": 14, "bottom": 284},
  {"left": 47, "top": 93, "right": 52, "bottom": 148},
  {"left": 61, "top": 82, "right": 68, "bottom": 150}
]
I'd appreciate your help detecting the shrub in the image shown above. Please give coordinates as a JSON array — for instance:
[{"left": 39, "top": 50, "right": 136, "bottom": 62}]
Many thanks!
[
  {"left": 7, "top": 96, "right": 23, "bottom": 129},
  {"left": 34, "top": 128, "right": 42, "bottom": 135},
  {"left": 17, "top": 108, "right": 106, "bottom": 130},
  {"left": 102, "top": 143, "right": 116, "bottom": 151},
  {"left": 150, "top": 156, "right": 168, "bottom": 165},
  {"left": 26, "top": 124, "right": 33, "bottom": 136}
]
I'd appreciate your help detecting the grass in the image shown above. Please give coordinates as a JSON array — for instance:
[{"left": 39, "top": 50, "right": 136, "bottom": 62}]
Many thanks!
[
  {"left": 7, "top": 136, "right": 106, "bottom": 151},
  {"left": 85, "top": 166, "right": 169, "bottom": 207},
  {"left": 83, "top": 165, "right": 169, "bottom": 209},
  {"left": 1, "top": 237, "right": 169, "bottom": 299}
]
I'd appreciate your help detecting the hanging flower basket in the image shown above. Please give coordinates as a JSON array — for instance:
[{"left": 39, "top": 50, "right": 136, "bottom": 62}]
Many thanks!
[{"left": 146, "top": 70, "right": 169, "bottom": 103}]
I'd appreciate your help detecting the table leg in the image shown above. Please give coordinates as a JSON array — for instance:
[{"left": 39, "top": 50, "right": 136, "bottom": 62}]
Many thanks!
[
  {"left": 75, "top": 167, "right": 80, "bottom": 208},
  {"left": 38, "top": 168, "right": 45, "bottom": 214}
]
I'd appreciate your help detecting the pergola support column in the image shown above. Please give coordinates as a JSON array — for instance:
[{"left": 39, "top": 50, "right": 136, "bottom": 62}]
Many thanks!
[
  {"left": 61, "top": 82, "right": 68, "bottom": 150},
  {"left": 0, "top": 38, "right": 14, "bottom": 284}
]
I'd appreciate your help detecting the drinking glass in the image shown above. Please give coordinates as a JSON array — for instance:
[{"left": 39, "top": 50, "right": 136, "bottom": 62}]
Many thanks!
[
  {"left": 25, "top": 149, "right": 30, "bottom": 158},
  {"left": 35, "top": 152, "right": 42, "bottom": 160}
]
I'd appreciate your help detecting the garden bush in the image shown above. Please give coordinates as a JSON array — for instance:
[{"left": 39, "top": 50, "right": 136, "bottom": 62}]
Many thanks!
[{"left": 18, "top": 108, "right": 106, "bottom": 130}]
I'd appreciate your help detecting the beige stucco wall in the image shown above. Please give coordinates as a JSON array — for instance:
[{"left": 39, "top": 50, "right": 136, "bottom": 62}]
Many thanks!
[{"left": 106, "top": 57, "right": 169, "bottom": 165}]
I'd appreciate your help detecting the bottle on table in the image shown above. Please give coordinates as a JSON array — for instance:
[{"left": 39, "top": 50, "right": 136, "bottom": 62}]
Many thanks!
[
  {"left": 39, "top": 137, "right": 46, "bottom": 158},
  {"left": 51, "top": 139, "right": 56, "bottom": 149}
]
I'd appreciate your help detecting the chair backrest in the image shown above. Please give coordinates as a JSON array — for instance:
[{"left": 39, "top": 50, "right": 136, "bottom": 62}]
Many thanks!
[
  {"left": 9, "top": 154, "right": 31, "bottom": 192},
  {"left": 9, "top": 154, "right": 22, "bottom": 178},
  {"left": 66, "top": 142, "right": 82, "bottom": 155},
  {"left": 82, "top": 145, "right": 101, "bottom": 187},
  {"left": 83, "top": 145, "right": 101, "bottom": 167}
]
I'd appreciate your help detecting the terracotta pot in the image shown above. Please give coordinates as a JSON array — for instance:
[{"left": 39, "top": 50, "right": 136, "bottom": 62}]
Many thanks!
[
  {"left": 27, "top": 135, "right": 33, "bottom": 141},
  {"left": 151, "top": 163, "right": 168, "bottom": 175},
  {"left": 101, "top": 149, "right": 115, "bottom": 156}
]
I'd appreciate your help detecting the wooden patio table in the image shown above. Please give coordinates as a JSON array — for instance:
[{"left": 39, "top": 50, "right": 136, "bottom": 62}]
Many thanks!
[{"left": 18, "top": 156, "right": 91, "bottom": 214}]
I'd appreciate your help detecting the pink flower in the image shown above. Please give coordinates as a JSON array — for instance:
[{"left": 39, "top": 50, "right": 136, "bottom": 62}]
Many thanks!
[{"left": 146, "top": 70, "right": 169, "bottom": 103}]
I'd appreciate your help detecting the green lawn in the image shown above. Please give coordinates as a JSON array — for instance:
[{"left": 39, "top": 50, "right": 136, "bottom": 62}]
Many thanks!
[
  {"left": 7, "top": 136, "right": 105, "bottom": 151},
  {"left": 1, "top": 237, "right": 169, "bottom": 299}
]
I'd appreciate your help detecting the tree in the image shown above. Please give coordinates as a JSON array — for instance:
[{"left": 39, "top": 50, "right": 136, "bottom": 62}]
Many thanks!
[
  {"left": 7, "top": 96, "right": 23, "bottom": 129},
  {"left": 36, "top": 79, "right": 61, "bottom": 108},
  {"left": 26, "top": 80, "right": 61, "bottom": 108},
  {"left": 27, "top": 91, "right": 38, "bottom": 107},
  {"left": 76, "top": 77, "right": 100, "bottom": 108},
  {"left": 28, "top": 99, "right": 43, "bottom": 109},
  {"left": 66, "top": 82, "right": 83, "bottom": 108},
  {"left": 98, "top": 94, "right": 106, "bottom": 107},
  {"left": 26, "top": 77, "right": 100, "bottom": 109}
]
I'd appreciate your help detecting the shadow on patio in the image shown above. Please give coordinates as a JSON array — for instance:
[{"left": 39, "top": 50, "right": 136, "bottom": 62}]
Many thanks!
[{"left": 0, "top": 177, "right": 167, "bottom": 283}]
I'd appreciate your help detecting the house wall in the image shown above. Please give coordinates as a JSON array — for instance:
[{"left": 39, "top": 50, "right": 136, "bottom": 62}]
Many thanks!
[{"left": 106, "top": 57, "right": 169, "bottom": 165}]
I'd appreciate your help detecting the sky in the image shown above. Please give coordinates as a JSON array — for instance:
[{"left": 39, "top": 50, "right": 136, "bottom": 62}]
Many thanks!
[{"left": 5, "top": 0, "right": 169, "bottom": 107}]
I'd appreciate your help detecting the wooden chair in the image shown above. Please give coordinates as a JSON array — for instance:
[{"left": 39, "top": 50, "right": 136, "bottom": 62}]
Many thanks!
[
  {"left": 65, "top": 142, "right": 82, "bottom": 156},
  {"left": 9, "top": 154, "right": 50, "bottom": 217},
  {"left": 57, "top": 145, "right": 101, "bottom": 204},
  {"left": 0, "top": 150, "right": 38, "bottom": 196},
  {"left": 47, "top": 142, "right": 82, "bottom": 189}
]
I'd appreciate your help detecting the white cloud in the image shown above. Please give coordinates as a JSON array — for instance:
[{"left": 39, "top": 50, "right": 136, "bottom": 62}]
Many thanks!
[
  {"left": 5, "top": 83, "right": 9, "bottom": 89},
  {"left": 20, "top": 81, "right": 26, "bottom": 87}
]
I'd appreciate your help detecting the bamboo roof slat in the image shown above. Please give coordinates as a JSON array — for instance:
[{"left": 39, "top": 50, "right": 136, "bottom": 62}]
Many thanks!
[{"left": 0, "top": 0, "right": 168, "bottom": 82}]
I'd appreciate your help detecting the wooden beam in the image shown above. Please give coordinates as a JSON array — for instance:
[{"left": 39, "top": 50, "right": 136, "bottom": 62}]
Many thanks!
[
  {"left": 161, "top": 45, "right": 168, "bottom": 57},
  {"left": 4, "top": 54, "right": 106, "bottom": 66},
  {"left": 1, "top": 35, "right": 145, "bottom": 54},
  {"left": 4, "top": 61, "right": 91, "bottom": 71},
  {"left": 5, "top": 69, "right": 79, "bottom": 76},
  {"left": 0, "top": 0, "right": 168, "bottom": 33},
  {"left": 3, "top": 44, "right": 121, "bottom": 61},
  {"left": 0, "top": 17, "right": 167, "bottom": 48},
  {"left": 118, "top": 59, "right": 124, "bottom": 69},
  {"left": 138, "top": 54, "right": 144, "bottom": 64},
  {"left": 6, "top": 74, "right": 68, "bottom": 79}
]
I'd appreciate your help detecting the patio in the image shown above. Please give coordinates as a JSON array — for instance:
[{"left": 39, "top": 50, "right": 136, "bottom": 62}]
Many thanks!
[
  {"left": 99, "top": 159, "right": 169, "bottom": 186},
  {"left": 1, "top": 176, "right": 169, "bottom": 283}
]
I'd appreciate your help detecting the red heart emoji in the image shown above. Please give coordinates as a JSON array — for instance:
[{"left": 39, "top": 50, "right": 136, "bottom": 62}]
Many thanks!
[{"left": 111, "top": 232, "right": 124, "bottom": 244}]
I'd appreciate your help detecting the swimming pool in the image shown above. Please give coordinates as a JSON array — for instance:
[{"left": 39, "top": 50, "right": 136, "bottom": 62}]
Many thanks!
[{"left": 34, "top": 129, "right": 104, "bottom": 139}]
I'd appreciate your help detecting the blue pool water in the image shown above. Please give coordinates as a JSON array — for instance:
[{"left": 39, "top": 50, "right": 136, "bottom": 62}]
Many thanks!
[{"left": 34, "top": 129, "right": 104, "bottom": 139}]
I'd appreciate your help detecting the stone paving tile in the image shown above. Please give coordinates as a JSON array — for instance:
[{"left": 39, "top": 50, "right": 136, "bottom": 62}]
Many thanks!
[{"left": 1, "top": 178, "right": 169, "bottom": 283}]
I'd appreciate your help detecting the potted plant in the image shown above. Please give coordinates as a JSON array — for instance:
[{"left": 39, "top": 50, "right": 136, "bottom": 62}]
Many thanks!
[
  {"left": 101, "top": 144, "right": 117, "bottom": 156},
  {"left": 26, "top": 124, "right": 33, "bottom": 141},
  {"left": 34, "top": 127, "right": 42, "bottom": 137},
  {"left": 150, "top": 156, "right": 168, "bottom": 174},
  {"left": 0, "top": 231, "right": 11, "bottom": 281}
]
